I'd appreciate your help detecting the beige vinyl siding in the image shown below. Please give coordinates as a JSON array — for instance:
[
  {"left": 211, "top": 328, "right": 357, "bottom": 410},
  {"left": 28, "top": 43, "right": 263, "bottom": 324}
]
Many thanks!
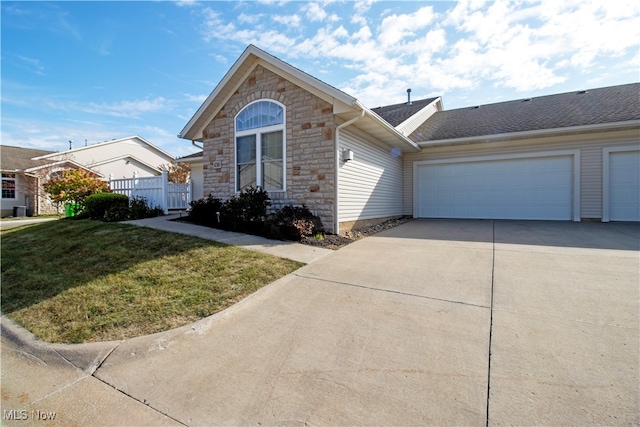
[
  {"left": 404, "top": 129, "right": 638, "bottom": 219},
  {"left": 339, "top": 129, "right": 403, "bottom": 222}
]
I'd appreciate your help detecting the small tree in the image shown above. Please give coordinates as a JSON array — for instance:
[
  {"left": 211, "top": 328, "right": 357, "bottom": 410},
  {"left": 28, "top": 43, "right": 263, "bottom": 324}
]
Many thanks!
[
  {"left": 43, "top": 169, "right": 109, "bottom": 215},
  {"left": 159, "top": 163, "right": 190, "bottom": 183}
]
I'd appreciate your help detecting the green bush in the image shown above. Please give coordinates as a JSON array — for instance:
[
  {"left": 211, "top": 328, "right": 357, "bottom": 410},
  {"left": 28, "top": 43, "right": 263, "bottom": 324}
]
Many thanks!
[
  {"left": 188, "top": 195, "right": 223, "bottom": 226},
  {"left": 103, "top": 205, "right": 130, "bottom": 222},
  {"left": 85, "top": 193, "right": 129, "bottom": 220},
  {"left": 129, "top": 196, "right": 163, "bottom": 220},
  {"left": 219, "top": 187, "right": 271, "bottom": 231},
  {"left": 264, "top": 205, "right": 324, "bottom": 241},
  {"left": 187, "top": 191, "right": 323, "bottom": 242}
]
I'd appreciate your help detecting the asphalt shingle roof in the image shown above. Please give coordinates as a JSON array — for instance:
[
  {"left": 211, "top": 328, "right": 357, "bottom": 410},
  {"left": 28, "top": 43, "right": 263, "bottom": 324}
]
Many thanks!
[
  {"left": 371, "top": 97, "right": 439, "bottom": 127},
  {"left": 1, "top": 145, "right": 55, "bottom": 171},
  {"left": 409, "top": 83, "right": 640, "bottom": 142}
]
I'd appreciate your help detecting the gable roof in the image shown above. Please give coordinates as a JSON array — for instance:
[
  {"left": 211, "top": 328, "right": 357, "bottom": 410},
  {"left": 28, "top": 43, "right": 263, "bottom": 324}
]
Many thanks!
[
  {"left": 1, "top": 145, "right": 55, "bottom": 171},
  {"left": 179, "top": 44, "right": 420, "bottom": 152},
  {"left": 25, "top": 159, "right": 104, "bottom": 178},
  {"left": 372, "top": 97, "right": 440, "bottom": 127},
  {"left": 32, "top": 135, "right": 174, "bottom": 161},
  {"left": 179, "top": 44, "right": 358, "bottom": 142},
  {"left": 411, "top": 83, "right": 640, "bottom": 144},
  {"left": 175, "top": 151, "right": 203, "bottom": 163}
]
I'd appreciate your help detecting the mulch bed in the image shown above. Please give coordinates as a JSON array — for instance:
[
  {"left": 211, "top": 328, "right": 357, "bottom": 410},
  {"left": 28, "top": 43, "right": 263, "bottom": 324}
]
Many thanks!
[
  {"left": 174, "top": 216, "right": 411, "bottom": 251},
  {"left": 300, "top": 217, "right": 411, "bottom": 250}
]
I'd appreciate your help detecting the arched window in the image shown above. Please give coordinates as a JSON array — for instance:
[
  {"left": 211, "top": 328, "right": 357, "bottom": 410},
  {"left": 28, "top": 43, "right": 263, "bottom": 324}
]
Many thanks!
[{"left": 235, "top": 100, "right": 285, "bottom": 192}]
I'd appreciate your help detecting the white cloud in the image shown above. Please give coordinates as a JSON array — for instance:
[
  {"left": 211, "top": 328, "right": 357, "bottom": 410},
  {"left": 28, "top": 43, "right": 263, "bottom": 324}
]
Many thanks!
[
  {"left": 272, "top": 14, "right": 302, "bottom": 28},
  {"left": 303, "top": 2, "right": 339, "bottom": 23},
  {"left": 377, "top": 5, "right": 435, "bottom": 46},
  {"left": 17, "top": 55, "right": 45, "bottom": 75},
  {"left": 174, "top": 0, "right": 200, "bottom": 7},
  {"left": 184, "top": 93, "right": 207, "bottom": 103},
  {"left": 47, "top": 97, "right": 170, "bottom": 119},
  {"left": 238, "top": 13, "right": 263, "bottom": 24},
  {"left": 194, "top": 0, "right": 639, "bottom": 107}
]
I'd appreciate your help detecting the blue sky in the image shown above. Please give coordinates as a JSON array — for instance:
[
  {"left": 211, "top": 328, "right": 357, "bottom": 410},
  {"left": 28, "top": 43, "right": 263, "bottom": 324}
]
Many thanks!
[{"left": 2, "top": 0, "right": 638, "bottom": 158}]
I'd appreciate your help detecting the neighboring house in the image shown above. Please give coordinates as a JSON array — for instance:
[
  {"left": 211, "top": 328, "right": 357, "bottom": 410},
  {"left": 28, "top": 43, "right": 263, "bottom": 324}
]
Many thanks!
[
  {"left": 1, "top": 145, "right": 99, "bottom": 216},
  {"left": 1, "top": 135, "right": 175, "bottom": 216},
  {"left": 32, "top": 135, "right": 175, "bottom": 180},
  {"left": 179, "top": 45, "right": 640, "bottom": 233}
]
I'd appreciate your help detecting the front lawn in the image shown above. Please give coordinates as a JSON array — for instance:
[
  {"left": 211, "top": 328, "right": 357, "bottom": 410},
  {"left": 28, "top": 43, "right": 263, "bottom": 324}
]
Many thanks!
[{"left": 0, "top": 220, "right": 303, "bottom": 343}]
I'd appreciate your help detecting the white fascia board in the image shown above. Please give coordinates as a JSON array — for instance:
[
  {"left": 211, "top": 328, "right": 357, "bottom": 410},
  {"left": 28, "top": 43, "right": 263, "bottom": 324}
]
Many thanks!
[
  {"left": 175, "top": 154, "right": 203, "bottom": 163},
  {"left": 395, "top": 97, "right": 442, "bottom": 137},
  {"left": 178, "top": 47, "right": 256, "bottom": 141},
  {"left": 89, "top": 155, "right": 161, "bottom": 173},
  {"left": 31, "top": 136, "right": 175, "bottom": 161},
  {"left": 417, "top": 120, "right": 640, "bottom": 148},
  {"left": 356, "top": 101, "right": 421, "bottom": 152},
  {"left": 179, "top": 44, "right": 359, "bottom": 141},
  {"left": 25, "top": 160, "right": 105, "bottom": 178},
  {"left": 256, "top": 56, "right": 357, "bottom": 107}
]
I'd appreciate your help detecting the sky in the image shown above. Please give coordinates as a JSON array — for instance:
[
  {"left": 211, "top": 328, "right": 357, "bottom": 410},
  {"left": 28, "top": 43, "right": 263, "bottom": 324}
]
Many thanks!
[{"left": 2, "top": 0, "right": 639, "bottom": 158}]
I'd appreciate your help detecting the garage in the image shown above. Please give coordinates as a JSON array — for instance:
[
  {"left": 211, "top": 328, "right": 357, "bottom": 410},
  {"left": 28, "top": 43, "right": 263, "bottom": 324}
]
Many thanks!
[
  {"left": 415, "top": 153, "right": 578, "bottom": 221},
  {"left": 605, "top": 148, "right": 640, "bottom": 222}
]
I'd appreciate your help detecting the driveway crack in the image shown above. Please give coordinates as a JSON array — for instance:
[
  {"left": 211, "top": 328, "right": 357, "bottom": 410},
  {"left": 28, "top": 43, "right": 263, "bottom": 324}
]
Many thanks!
[
  {"left": 486, "top": 220, "right": 496, "bottom": 427},
  {"left": 293, "top": 273, "right": 490, "bottom": 309}
]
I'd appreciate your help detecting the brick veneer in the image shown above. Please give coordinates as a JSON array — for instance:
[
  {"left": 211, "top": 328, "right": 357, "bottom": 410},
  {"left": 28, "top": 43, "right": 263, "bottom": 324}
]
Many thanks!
[{"left": 201, "top": 65, "right": 337, "bottom": 231}]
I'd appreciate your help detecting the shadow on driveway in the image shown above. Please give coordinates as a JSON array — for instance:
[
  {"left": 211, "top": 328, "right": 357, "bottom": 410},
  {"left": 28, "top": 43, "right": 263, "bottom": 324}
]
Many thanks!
[{"left": 381, "top": 219, "right": 639, "bottom": 251}]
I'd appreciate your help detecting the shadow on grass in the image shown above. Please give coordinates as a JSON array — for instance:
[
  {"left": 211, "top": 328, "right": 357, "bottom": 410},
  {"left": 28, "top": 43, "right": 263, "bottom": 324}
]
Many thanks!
[
  {"left": 1, "top": 219, "right": 302, "bottom": 342},
  {"left": 0, "top": 220, "right": 231, "bottom": 313}
]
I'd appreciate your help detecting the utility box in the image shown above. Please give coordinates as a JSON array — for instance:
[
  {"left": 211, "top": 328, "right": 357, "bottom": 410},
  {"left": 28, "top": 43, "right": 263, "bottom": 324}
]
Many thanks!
[{"left": 13, "top": 206, "right": 26, "bottom": 217}]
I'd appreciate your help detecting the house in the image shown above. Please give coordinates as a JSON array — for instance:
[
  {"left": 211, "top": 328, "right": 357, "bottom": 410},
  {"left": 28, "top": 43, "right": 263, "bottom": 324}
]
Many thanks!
[
  {"left": 31, "top": 135, "right": 175, "bottom": 180},
  {"left": 1, "top": 146, "right": 100, "bottom": 216},
  {"left": 179, "top": 45, "right": 640, "bottom": 233},
  {"left": 1, "top": 135, "right": 175, "bottom": 216}
]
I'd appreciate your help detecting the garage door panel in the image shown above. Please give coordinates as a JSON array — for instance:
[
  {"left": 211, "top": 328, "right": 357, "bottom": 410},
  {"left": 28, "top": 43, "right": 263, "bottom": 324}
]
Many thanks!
[
  {"left": 609, "top": 151, "right": 640, "bottom": 221},
  {"left": 418, "top": 156, "right": 573, "bottom": 220}
]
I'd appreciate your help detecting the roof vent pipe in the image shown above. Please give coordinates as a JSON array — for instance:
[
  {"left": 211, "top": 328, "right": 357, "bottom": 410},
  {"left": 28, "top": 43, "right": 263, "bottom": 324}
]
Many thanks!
[
  {"left": 69, "top": 140, "right": 73, "bottom": 150},
  {"left": 406, "top": 88, "right": 412, "bottom": 105}
]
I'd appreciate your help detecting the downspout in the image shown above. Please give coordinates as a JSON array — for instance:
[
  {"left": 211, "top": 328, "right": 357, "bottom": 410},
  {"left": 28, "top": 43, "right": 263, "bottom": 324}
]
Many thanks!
[
  {"left": 334, "top": 110, "right": 365, "bottom": 234},
  {"left": 191, "top": 140, "right": 203, "bottom": 150}
]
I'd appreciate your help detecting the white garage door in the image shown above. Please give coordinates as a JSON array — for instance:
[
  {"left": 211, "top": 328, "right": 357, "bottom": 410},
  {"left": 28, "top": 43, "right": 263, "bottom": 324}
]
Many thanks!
[
  {"left": 417, "top": 155, "right": 574, "bottom": 220},
  {"left": 609, "top": 150, "right": 640, "bottom": 221}
]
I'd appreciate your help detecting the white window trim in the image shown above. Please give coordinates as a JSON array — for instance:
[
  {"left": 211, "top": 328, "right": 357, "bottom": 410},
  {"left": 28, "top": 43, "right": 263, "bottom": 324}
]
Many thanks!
[
  {"left": 234, "top": 99, "right": 286, "bottom": 193},
  {"left": 412, "top": 149, "right": 581, "bottom": 222},
  {"left": 602, "top": 145, "right": 640, "bottom": 223},
  {"left": 1, "top": 172, "right": 18, "bottom": 200}
]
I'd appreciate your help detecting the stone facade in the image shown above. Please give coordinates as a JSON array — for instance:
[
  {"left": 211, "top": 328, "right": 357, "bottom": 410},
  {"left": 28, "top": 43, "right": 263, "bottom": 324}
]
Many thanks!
[{"left": 201, "top": 65, "right": 337, "bottom": 231}]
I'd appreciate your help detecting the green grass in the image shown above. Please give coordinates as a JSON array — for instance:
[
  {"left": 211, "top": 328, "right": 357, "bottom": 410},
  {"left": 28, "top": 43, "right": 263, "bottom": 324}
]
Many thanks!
[{"left": 1, "top": 220, "right": 303, "bottom": 343}]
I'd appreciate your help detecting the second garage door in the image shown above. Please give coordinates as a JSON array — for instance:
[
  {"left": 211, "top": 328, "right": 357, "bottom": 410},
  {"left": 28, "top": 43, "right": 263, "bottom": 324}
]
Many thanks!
[{"left": 416, "top": 155, "right": 575, "bottom": 220}]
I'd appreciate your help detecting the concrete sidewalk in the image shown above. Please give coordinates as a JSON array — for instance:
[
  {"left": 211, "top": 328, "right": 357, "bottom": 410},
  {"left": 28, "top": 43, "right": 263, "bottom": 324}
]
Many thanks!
[
  {"left": 1, "top": 220, "right": 638, "bottom": 426},
  {"left": 124, "top": 214, "right": 333, "bottom": 264}
]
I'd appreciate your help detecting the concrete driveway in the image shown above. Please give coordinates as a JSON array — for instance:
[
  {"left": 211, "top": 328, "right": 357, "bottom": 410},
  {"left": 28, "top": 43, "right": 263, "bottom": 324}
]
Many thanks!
[{"left": 2, "top": 220, "right": 638, "bottom": 426}]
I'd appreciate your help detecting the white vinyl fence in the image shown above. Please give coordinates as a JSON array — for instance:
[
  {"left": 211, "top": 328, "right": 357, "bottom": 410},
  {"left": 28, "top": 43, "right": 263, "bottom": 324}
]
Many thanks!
[{"left": 109, "top": 169, "right": 192, "bottom": 213}]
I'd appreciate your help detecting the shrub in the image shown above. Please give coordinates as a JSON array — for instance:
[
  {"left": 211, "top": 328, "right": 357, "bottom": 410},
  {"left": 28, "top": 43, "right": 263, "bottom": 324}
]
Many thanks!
[
  {"left": 264, "top": 205, "right": 324, "bottom": 241},
  {"left": 188, "top": 195, "right": 223, "bottom": 226},
  {"left": 219, "top": 187, "right": 271, "bottom": 232},
  {"left": 43, "top": 169, "right": 109, "bottom": 215},
  {"left": 85, "top": 193, "right": 129, "bottom": 220},
  {"left": 103, "top": 205, "right": 130, "bottom": 222},
  {"left": 129, "top": 196, "right": 163, "bottom": 220}
]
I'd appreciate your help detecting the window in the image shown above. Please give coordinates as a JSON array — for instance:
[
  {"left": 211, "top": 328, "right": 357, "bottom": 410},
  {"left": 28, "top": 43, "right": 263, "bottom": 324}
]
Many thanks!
[
  {"left": 2, "top": 173, "right": 16, "bottom": 199},
  {"left": 235, "top": 100, "right": 285, "bottom": 191}
]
